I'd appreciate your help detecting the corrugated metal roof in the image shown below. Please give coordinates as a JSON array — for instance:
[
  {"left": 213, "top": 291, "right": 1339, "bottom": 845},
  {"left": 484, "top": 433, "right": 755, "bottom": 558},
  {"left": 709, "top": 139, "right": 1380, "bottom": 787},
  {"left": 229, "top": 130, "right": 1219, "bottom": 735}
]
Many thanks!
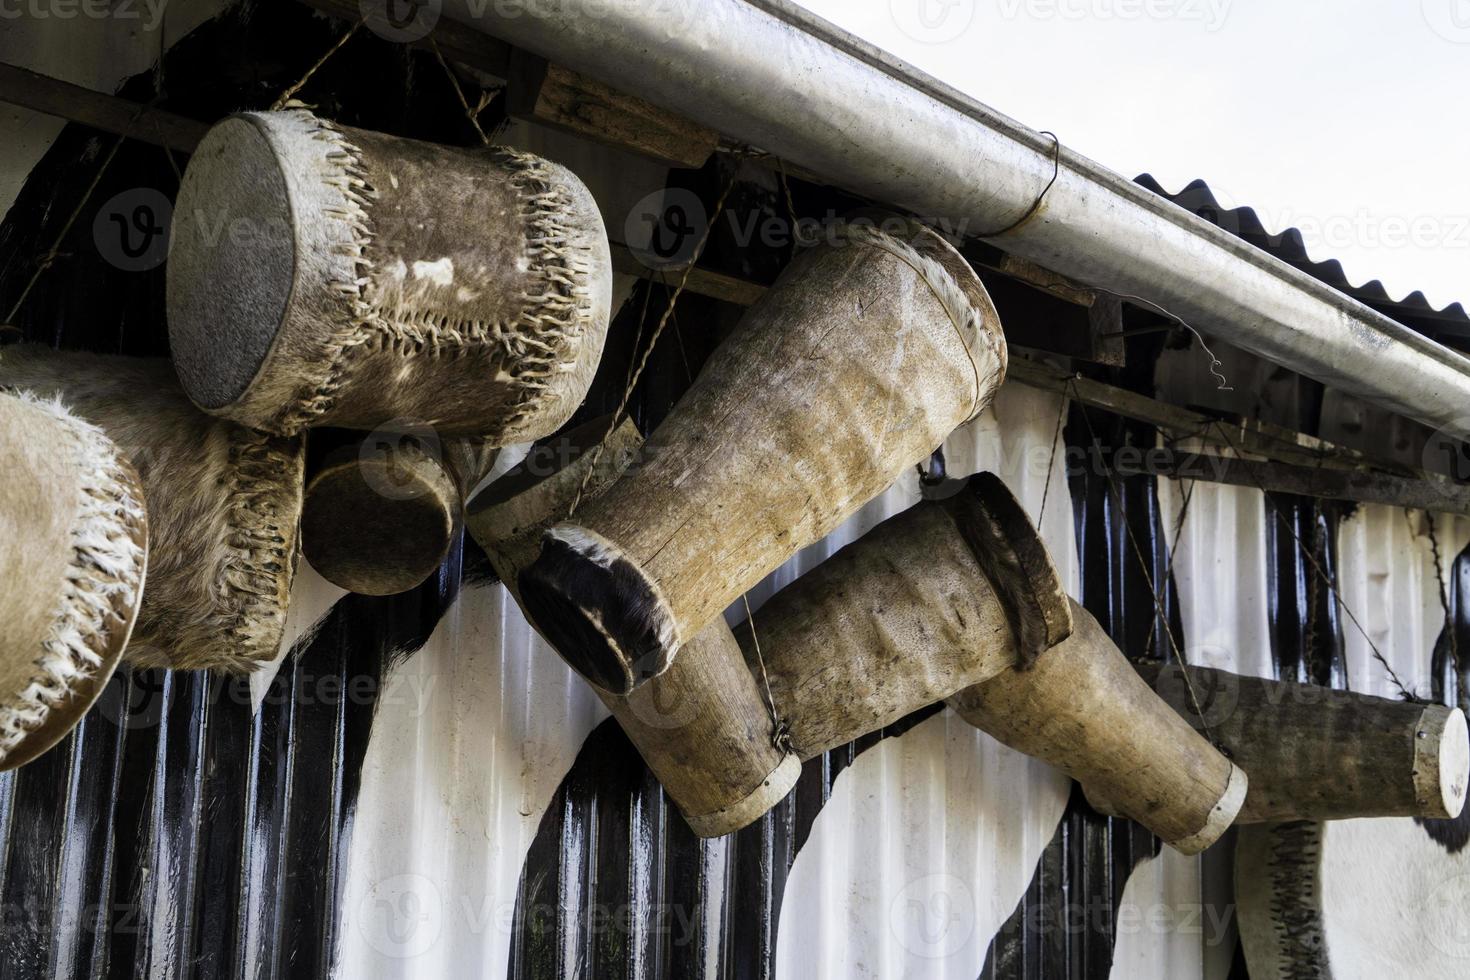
[{"left": 1137, "top": 175, "right": 1470, "bottom": 346}]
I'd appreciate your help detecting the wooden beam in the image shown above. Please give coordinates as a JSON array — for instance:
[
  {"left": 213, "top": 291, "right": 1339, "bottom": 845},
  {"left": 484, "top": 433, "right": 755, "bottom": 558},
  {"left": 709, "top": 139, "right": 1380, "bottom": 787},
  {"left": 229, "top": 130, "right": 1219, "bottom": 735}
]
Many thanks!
[
  {"left": 507, "top": 51, "right": 718, "bottom": 169},
  {"left": 610, "top": 244, "right": 767, "bottom": 308},
  {"left": 0, "top": 64, "right": 208, "bottom": 152},
  {"left": 1005, "top": 358, "right": 1378, "bottom": 473},
  {"left": 1114, "top": 450, "right": 1470, "bottom": 519}
]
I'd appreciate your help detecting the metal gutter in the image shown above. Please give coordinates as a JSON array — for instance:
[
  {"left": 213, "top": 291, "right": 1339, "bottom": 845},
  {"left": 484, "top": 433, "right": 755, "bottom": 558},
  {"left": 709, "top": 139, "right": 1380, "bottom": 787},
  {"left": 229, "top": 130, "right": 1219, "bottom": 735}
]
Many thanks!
[{"left": 444, "top": 0, "right": 1470, "bottom": 440}]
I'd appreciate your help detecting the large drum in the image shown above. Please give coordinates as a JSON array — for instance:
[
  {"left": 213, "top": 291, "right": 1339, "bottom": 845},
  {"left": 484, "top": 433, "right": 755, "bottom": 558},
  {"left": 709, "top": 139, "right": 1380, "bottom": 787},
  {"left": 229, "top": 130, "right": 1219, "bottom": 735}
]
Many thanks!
[
  {"left": 0, "top": 390, "right": 147, "bottom": 769},
  {"left": 949, "top": 603, "right": 1248, "bottom": 855},
  {"left": 470, "top": 419, "right": 802, "bottom": 838},
  {"left": 168, "top": 108, "right": 612, "bottom": 441},
  {"left": 0, "top": 347, "right": 303, "bottom": 674},
  {"left": 1142, "top": 663, "right": 1468, "bottom": 823},
  {"left": 521, "top": 215, "right": 1008, "bottom": 694},
  {"left": 1237, "top": 814, "right": 1470, "bottom": 978}
]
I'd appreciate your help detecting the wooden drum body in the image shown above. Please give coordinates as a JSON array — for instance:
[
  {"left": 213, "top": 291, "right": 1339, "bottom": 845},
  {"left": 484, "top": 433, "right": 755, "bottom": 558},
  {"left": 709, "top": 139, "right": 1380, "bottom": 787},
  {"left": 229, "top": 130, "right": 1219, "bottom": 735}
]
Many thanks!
[
  {"left": 469, "top": 419, "right": 801, "bottom": 838},
  {"left": 520, "top": 216, "right": 1007, "bottom": 694},
  {"left": 168, "top": 109, "right": 612, "bottom": 441},
  {"left": 949, "top": 602, "right": 1248, "bottom": 855}
]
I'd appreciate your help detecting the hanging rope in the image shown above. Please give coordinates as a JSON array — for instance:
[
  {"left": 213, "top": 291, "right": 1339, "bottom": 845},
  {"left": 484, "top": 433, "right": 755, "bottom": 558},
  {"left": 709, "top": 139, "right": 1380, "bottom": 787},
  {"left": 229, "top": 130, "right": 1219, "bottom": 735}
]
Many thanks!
[
  {"left": 1071, "top": 385, "right": 1218, "bottom": 747},
  {"left": 566, "top": 172, "right": 740, "bottom": 519},
  {"left": 270, "top": 21, "right": 361, "bottom": 111},
  {"left": 430, "top": 38, "right": 503, "bottom": 146},
  {"left": 742, "top": 592, "right": 792, "bottom": 753},
  {"left": 1143, "top": 437, "right": 1202, "bottom": 661},
  {"left": 1036, "top": 391, "right": 1068, "bottom": 527},
  {"left": 3, "top": 136, "right": 126, "bottom": 328}
]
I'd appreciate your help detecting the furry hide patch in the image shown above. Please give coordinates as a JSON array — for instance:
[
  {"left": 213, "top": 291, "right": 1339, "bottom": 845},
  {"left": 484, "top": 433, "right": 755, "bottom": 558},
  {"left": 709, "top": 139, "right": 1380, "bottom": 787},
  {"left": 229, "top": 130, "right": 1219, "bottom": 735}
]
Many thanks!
[
  {"left": 0, "top": 392, "right": 146, "bottom": 765},
  {"left": 0, "top": 348, "right": 304, "bottom": 674}
]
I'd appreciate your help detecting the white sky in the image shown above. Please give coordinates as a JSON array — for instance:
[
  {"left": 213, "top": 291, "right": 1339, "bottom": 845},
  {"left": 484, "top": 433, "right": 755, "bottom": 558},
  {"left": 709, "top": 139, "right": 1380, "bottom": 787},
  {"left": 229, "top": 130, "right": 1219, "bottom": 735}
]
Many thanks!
[{"left": 795, "top": 0, "right": 1470, "bottom": 312}]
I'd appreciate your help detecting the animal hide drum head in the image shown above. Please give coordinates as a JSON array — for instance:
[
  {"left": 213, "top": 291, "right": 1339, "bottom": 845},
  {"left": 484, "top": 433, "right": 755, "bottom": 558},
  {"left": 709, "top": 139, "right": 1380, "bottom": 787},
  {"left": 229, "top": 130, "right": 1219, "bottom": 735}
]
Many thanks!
[
  {"left": 1237, "top": 814, "right": 1470, "bottom": 979},
  {"left": 167, "top": 115, "right": 296, "bottom": 411}
]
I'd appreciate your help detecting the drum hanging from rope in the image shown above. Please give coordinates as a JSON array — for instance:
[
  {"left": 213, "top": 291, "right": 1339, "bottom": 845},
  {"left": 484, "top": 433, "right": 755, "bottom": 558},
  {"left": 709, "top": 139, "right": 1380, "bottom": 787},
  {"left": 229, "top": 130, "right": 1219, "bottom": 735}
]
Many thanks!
[
  {"left": 469, "top": 418, "right": 801, "bottom": 839},
  {"left": 0, "top": 391, "right": 147, "bottom": 770},
  {"left": 167, "top": 108, "right": 613, "bottom": 440},
  {"left": 730, "top": 473, "right": 1073, "bottom": 761},
  {"left": 301, "top": 431, "right": 498, "bottom": 596},
  {"left": 948, "top": 601, "right": 1248, "bottom": 855},
  {"left": 1237, "top": 816, "right": 1470, "bottom": 979},
  {"left": 1142, "top": 663, "right": 1468, "bottom": 823},
  {"left": 519, "top": 214, "right": 1007, "bottom": 694},
  {"left": 0, "top": 347, "right": 304, "bottom": 674}
]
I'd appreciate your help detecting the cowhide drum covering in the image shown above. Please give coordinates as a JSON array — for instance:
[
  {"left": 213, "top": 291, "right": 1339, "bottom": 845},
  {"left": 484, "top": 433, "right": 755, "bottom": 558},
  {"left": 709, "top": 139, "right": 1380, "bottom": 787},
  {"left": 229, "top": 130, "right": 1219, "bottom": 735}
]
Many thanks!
[
  {"left": 0, "top": 347, "right": 304, "bottom": 674},
  {"left": 301, "top": 434, "right": 498, "bottom": 596},
  {"left": 167, "top": 108, "right": 612, "bottom": 441},
  {"left": 950, "top": 603, "right": 1248, "bottom": 855},
  {"left": 469, "top": 417, "right": 802, "bottom": 839},
  {"left": 1142, "top": 664, "right": 1469, "bottom": 823},
  {"left": 520, "top": 213, "right": 1007, "bottom": 695},
  {"left": 1237, "top": 809, "right": 1470, "bottom": 979},
  {"left": 0, "top": 390, "right": 147, "bottom": 770}
]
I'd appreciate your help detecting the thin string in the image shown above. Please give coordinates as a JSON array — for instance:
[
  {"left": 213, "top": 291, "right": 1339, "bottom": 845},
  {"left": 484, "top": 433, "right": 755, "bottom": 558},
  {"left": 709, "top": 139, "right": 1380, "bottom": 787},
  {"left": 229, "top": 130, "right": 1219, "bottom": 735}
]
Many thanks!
[
  {"left": 430, "top": 39, "right": 502, "bottom": 146},
  {"left": 271, "top": 21, "right": 361, "bottom": 111},
  {"left": 742, "top": 592, "right": 791, "bottom": 753},
  {"left": 4, "top": 136, "right": 126, "bottom": 327},
  {"left": 1072, "top": 384, "right": 1217, "bottom": 746},
  {"left": 775, "top": 158, "right": 814, "bottom": 253},
  {"left": 1101, "top": 288, "right": 1234, "bottom": 392},
  {"left": 1144, "top": 440, "right": 1201, "bottom": 661},
  {"left": 971, "top": 131, "right": 1061, "bottom": 239},
  {"left": 567, "top": 173, "right": 740, "bottom": 518},
  {"left": 1211, "top": 421, "right": 1418, "bottom": 701},
  {"left": 1036, "top": 391, "right": 1068, "bottom": 526}
]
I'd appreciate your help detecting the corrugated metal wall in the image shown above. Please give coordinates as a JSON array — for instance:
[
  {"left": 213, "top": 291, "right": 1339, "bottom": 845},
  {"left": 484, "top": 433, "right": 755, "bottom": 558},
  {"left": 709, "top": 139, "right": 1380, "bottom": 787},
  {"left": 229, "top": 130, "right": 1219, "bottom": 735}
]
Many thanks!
[{"left": 1, "top": 5, "right": 1467, "bottom": 978}]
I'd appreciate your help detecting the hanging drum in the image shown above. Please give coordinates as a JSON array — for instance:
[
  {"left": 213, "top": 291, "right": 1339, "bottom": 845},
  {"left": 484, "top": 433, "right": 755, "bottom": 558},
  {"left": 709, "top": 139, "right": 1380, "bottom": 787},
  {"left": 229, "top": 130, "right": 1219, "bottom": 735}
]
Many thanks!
[
  {"left": 1141, "top": 663, "right": 1468, "bottom": 823},
  {"left": 520, "top": 214, "right": 1007, "bottom": 694},
  {"left": 1237, "top": 816, "right": 1470, "bottom": 979},
  {"left": 0, "top": 347, "right": 304, "bottom": 674},
  {"left": 0, "top": 391, "right": 147, "bottom": 770},
  {"left": 301, "top": 431, "right": 498, "bottom": 596},
  {"left": 469, "top": 418, "right": 802, "bottom": 839},
  {"left": 948, "top": 602, "right": 1248, "bottom": 855},
  {"left": 167, "top": 108, "right": 612, "bottom": 440},
  {"left": 729, "top": 473, "right": 1074, "bottom": 760}
]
